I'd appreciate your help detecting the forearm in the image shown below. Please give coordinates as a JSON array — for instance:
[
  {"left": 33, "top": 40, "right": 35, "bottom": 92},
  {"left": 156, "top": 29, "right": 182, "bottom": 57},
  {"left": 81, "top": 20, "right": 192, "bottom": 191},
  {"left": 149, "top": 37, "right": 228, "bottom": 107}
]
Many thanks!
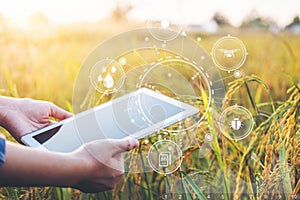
[
  {"left": 0, "top": 95, "right": 18, "bottom": 106},
  {"left": 0, "top": 141, "right": 88, "bottom": 187},
  {"left": 0, "top": 96, "right": 19, "bottom": 127}
]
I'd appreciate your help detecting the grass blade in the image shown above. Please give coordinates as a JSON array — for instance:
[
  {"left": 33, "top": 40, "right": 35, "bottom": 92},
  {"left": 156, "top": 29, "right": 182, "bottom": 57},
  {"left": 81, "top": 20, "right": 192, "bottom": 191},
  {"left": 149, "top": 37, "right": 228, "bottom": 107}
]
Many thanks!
[
  {"left": 55, "top": 187, "right": 63, "bottom": 200},
  {"left": 181, "top": 171, "right": 207, "bottom": 200},
  {"left": 279, "top": 146, "right": 293, "bottom": 199}
]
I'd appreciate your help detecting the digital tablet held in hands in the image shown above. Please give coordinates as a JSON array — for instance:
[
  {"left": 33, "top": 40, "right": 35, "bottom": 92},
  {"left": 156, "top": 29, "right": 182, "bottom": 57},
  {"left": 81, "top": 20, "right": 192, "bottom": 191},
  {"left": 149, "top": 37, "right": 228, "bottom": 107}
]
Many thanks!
[{"left": 21, "top": 88, "right": 198, "bottom": 153}]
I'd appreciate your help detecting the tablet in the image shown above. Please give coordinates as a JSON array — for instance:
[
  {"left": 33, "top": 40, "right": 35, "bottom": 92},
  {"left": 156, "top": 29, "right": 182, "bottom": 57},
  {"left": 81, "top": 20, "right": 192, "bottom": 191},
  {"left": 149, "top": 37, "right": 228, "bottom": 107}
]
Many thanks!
[{"left": 21, "top": 88, "right": 198, "bottom": 153}]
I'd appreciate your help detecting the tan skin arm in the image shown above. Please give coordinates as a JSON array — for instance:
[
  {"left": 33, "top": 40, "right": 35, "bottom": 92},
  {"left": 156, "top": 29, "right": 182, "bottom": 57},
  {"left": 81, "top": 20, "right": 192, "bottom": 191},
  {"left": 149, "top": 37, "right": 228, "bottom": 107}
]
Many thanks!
[
  {"left": 0, "top": 137, "right": 139, "bottom": 193},
  {"left": 0, "top": 96, "right": 139, "bottom": 193},
  {"left": 0, "top": 141, "right": 86, "bottom": 187}
]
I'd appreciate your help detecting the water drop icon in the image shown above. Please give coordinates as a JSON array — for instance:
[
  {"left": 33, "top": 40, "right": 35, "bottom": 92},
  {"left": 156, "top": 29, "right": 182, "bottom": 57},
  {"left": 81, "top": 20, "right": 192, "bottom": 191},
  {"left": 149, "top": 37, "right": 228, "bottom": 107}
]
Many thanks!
[
  {"left": 103, "top": 73, "right": 114, "bottom": 88},
  {"left": 111, "top": 66, "right": 117, "bottom": 73},
  {"left": 97, "top": 75, "right": 102, "bottom": 82},
  {"left": 101, "top": 66, "right": 106, "bottom": 73}
]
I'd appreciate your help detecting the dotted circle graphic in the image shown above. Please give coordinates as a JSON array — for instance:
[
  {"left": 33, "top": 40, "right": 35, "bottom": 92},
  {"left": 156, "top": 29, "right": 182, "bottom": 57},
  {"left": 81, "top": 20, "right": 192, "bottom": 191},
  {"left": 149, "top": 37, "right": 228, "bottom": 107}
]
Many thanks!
[
  {"left": 72, "top": 28, "right": 226, "bottom": 173},
  {"left": 138, "top": 57, "right": 212, "bottom": 133}
]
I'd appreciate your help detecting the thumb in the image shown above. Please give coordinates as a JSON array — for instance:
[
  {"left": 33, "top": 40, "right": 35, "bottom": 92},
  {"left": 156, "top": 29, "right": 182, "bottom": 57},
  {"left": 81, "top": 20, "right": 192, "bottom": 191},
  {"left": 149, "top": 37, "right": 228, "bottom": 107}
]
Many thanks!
[
  {"left": 112, "top": 137, "right": 139, "bottom": 157},
  {"left": 49, "top": 103, "right": 73, "bottom": 120}
]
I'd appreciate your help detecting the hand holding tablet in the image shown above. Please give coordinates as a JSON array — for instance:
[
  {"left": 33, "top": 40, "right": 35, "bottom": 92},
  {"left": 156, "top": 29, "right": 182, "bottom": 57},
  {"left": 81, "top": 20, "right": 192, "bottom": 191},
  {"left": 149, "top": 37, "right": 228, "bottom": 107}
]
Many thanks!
[{"left": 21, "top": 88, "right": 198, "bottom": 152}]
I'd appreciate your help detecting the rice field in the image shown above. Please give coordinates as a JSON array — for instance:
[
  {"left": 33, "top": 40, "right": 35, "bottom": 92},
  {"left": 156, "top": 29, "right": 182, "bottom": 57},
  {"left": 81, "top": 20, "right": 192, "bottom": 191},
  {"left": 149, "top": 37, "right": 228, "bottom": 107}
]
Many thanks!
[{"left": 0, "top": 20, "right": 299, "bottom": 200}]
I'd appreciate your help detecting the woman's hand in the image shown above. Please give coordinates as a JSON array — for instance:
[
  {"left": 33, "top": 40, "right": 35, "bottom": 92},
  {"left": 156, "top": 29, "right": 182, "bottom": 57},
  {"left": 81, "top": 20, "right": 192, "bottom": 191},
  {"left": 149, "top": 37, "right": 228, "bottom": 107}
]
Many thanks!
[
  {"left": 0, "top": 96, "right": 72, "bottom": 142},
  {"left": 0, "top": 96, "right": 140, "bottom": 193},
  {"left": 72, "top": 137, "right": 139, "bottom": 193}
]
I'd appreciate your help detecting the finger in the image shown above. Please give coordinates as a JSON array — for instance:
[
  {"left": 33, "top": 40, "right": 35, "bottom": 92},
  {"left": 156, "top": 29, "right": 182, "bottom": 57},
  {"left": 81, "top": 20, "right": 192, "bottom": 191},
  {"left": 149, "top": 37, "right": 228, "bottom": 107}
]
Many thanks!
[
  {"left": 47, "top": 120, "right": 57, "bottom": 126},
  {"left": 112, "top": 137, "right": 139, "bottom": 157},
  {"left": 49, "top": 103, "right": 73, "bottom": 120}
]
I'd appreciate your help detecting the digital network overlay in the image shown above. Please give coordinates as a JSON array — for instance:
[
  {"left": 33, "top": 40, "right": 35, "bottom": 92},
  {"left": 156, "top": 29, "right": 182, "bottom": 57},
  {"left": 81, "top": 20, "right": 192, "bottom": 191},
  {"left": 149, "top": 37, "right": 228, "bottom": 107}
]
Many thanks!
[{"left": 70, "top": 18, "right": 277, "bottom": 199}]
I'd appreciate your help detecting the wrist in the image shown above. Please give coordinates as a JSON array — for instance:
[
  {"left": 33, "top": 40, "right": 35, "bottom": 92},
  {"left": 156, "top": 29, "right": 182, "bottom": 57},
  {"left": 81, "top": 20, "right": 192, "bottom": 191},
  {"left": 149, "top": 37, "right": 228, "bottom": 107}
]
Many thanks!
[
  {"left": 0, "top": 97, "right": 32, "bottom": 129},
  {"left": 0, "top": 96, "right": 21, "bottom": 126},
  {"left": 66, "top": 151, "right": 93, "bottom": 187}
]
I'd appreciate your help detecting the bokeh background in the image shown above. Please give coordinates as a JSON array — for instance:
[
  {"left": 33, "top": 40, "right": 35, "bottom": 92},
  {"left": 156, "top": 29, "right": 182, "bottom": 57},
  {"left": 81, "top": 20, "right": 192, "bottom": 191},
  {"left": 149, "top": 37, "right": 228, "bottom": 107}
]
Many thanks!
[
  {"left": 0, "top": 0, "right": 299, "bottom": 104},
  {"left": 0, "top": 0, "right": 299, "bottom": 199}
]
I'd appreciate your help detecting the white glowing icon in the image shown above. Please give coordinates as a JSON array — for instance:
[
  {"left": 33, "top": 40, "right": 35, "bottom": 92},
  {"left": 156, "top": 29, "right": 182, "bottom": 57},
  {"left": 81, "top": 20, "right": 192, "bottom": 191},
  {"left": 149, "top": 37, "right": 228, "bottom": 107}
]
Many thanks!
[
  {"left": 161, "top": 19, "right": 170, "bottom": 29},
  {"left": 97, "top": 75, "right": 102, "bottom": 82},
  {"left": 103, "top": 73, "right": 114, "bottom": 88},
  {"left": 218, "top": 49, "right": 240, "bottom": 58},
  {"left": 159, "top": 152, "right": 171, "bottom": 167},
  {"left": 119, "top": 57, "right": 127, "bottom": 65},
  {"left": 111, "top": 66, "right": 117, "bottom": 73},
  {"left": 231, "top": 118, "right": 242, "bottom": 130}
]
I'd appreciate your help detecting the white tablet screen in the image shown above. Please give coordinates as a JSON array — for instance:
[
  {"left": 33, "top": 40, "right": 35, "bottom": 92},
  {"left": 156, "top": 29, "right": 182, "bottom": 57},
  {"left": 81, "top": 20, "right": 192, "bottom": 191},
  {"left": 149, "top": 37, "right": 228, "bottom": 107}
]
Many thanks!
[
  {"left": 95, "top": 91, "right": 184, "bottom": 139},
  {"left": 23, "top": 88, "right": 198, "bottom": 152},
  {"left": 76, "top": 88, "right": 196, "bottom": 143}
]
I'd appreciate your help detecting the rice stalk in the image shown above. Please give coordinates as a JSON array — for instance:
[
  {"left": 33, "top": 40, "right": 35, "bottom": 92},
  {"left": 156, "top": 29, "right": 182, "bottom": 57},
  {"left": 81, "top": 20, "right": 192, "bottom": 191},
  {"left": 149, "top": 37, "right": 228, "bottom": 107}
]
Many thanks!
[
  {"left": 224, "top": 75, "right": 275, "bottom": 112},
  {"left": 276, "top": 34, "right": 298, "bottom": 77},
  {"left": 234, "top": 84, "right": 299, "bottom": 199}
]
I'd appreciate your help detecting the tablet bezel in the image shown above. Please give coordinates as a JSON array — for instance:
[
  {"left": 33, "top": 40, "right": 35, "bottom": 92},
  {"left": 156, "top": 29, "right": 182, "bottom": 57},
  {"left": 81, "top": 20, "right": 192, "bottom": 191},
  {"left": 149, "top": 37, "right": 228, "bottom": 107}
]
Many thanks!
[
  {"left": 21, "top": 88, "right": 198, "bottom": 149},
  {"left": 21, "top": 117, "right": 74, "bottom": 148}
]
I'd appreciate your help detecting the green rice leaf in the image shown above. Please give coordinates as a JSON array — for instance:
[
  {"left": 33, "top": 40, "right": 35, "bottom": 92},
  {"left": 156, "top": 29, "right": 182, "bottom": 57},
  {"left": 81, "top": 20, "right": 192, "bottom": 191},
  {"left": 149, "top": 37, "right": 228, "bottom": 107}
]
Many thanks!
[{"left": 181, "top": 171, "right": 207, "bottom": 200}]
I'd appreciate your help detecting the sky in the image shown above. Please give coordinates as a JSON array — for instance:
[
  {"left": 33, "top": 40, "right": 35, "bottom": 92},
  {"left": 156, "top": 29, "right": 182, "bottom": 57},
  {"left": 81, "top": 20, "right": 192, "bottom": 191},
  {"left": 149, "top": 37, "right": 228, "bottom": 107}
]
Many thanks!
[{"left": 0, "top": 0, "right": 299, "bottom": 27}]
